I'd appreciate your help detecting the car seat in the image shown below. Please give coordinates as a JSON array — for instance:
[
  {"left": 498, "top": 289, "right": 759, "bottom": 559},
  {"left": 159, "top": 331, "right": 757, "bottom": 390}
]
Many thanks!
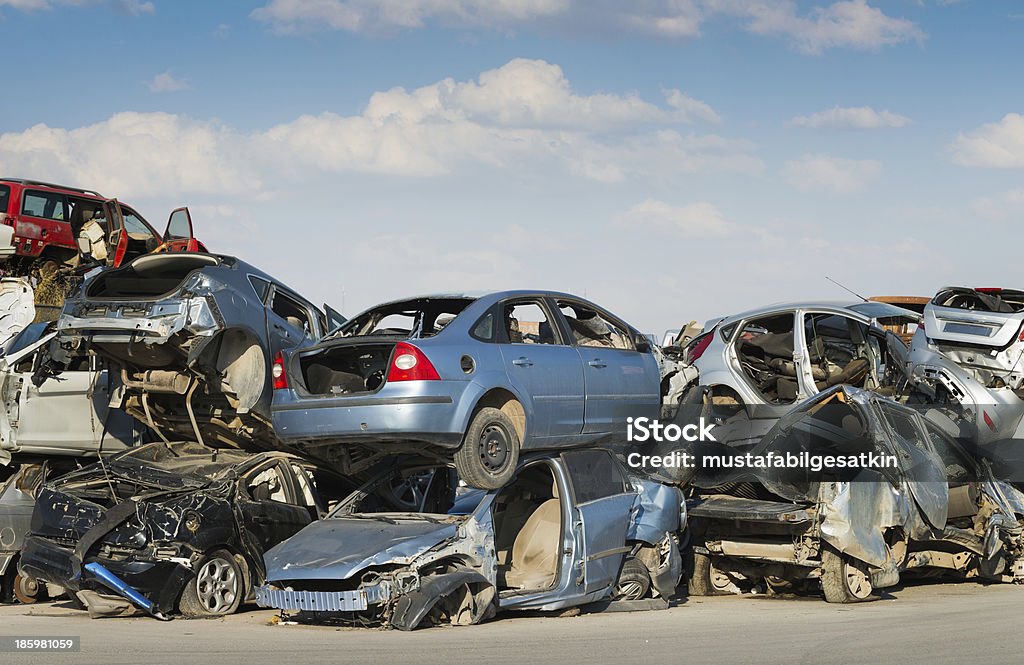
[{"left": 504, "top": 479, "right": 563, "bottom": 590}]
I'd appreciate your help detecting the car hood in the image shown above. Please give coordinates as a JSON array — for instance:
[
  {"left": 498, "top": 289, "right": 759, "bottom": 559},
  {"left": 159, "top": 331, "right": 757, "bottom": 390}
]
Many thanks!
[{"left": 264, "top": 515, "right": 460, "bottom": 582}]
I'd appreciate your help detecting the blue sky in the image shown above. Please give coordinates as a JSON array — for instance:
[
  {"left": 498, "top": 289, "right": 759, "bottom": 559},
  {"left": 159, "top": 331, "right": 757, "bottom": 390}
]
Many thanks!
[{"left": 1, "top": 0, "right": 1022, "bottom": 333}]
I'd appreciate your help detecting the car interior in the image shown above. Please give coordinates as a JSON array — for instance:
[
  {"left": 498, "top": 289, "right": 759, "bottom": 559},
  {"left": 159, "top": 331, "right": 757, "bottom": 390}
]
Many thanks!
[{"left": 494, "top": 463, "right": 564, "bottom": 593}]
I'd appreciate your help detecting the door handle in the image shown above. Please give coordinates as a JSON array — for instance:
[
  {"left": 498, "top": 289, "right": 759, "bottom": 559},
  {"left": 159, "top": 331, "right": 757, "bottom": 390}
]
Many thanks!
[
  {"left": 588, "top": 360, "right": 607, "bottom": 368},
  {"left": 512, "top": 357, "right": 533, "bottom": 367}
]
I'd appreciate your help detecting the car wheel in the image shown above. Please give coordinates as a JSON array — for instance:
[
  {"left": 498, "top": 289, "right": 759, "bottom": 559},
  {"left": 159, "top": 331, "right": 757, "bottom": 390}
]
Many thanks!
[
  {"left": 687, "top": 550, "right": 733, "bottom": 596},
  {"left": 821, "top": 546, "right": 876, "bottom": 603},
  {"left": 613, "top": 558, "right": 651, "bottom": 601},
  {"left": 12, "top": 572, "right": 43, "bottom": 604},
  {"left": 179, "top": 549, "right": 245, "bottom": 617},
  {"left": 454, "top": 407, "right": 520, "bottom": 490}
]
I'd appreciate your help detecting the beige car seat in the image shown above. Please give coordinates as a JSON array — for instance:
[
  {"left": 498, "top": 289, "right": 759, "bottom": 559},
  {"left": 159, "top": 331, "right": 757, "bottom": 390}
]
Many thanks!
[{"left": 504, "top": 479, "right": 563, "bottom": 590}]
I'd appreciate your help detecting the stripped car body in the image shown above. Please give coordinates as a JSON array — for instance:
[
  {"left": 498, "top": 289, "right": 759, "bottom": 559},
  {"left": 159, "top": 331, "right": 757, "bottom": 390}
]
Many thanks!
[
  {"left": 255, "top": 450, "right": 684, "bottom": 629},
  {"left": 18, "top": 441, "right": 355, "bottom": 617},
  {"left": 53, "top": 253, "right": 330, "bottom": 451},
  {"left": 271, "top": 291, "right": 660, "bottom": 488},
  {"left": 661, "top": 301, "right": 919, "bottom": 446},
  {"left": 684, "top": 386, "right": 1024, "bottom": 603},
  {"left": 907, "top": 287, "right": 1024, "bottom": 447}
]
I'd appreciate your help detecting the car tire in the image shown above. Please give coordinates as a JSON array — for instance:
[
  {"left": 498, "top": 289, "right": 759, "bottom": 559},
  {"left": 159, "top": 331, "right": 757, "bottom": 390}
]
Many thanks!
[
  {"left": 454, "top": 407, "right": 520, "bottom": 490},
  {"left": 820, "top": 546, "right": 876, "bottom": 603},
  {"left": 686, "top": 550, "right": 732, "bottom": 596},
  {"left": 613, "top": 558, "right": 651, "bottom": 600},
  {"left": 178, "top": 549, "right": 245, "bottom": 617}
]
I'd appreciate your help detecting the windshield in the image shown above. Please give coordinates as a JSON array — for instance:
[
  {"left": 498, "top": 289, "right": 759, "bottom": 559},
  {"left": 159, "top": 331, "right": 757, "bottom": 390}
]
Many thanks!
[
  {"left": 334, "top": 297, "right": 475, "bottom": 339},
  {"left": 105, "top": 441, "right": 250, "bottom": 488}
]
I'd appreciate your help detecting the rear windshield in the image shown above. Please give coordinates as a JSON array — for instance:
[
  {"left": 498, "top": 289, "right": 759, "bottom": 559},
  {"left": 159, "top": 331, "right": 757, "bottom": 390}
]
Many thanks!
[
  {"left": 0, "top": 185, "right": 9, "bottom": 213},
  {"left": 336, "top": 297, "right": 475, "bottom": 339},
  {"left": 931, "top": 288, "right": 1024, "bottom": 314}
]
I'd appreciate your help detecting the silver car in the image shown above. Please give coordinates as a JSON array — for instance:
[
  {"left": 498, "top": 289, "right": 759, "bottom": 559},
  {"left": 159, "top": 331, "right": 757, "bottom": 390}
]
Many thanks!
[
  {"left": 270, "top": 291, "right": 661, "bottom": 489},
  {"left": 255, "top": 449, "right": 684, "bottom": 629},
  {"left": 662, "top": 301, "right": 918, "bottom": 445},
  {"left": 907, "top": 287, "right": 1024, "bottom": 447}
]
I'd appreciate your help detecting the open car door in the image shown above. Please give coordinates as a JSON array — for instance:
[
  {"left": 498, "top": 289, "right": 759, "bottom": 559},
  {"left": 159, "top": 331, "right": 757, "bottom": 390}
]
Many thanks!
[
  {"left": 104, "top": 199, "right": 129, "bottom": 267},
  {"left": 160, "top": 207, "right": 204, "bottom": 252}
]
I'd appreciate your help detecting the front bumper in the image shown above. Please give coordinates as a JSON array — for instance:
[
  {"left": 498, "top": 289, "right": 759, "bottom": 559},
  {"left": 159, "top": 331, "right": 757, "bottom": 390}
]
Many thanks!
[
  {"left": 18, "top": 536, "right": 193, "bottom": 613},
  {"left": 255, "top": 582, "right": 393, "bottom": 612}
]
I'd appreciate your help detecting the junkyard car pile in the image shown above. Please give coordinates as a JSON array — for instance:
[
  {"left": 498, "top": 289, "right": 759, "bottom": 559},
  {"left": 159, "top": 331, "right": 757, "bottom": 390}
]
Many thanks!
[{"left": 1, "top": 176, "right": 1023, "bottom": 629}]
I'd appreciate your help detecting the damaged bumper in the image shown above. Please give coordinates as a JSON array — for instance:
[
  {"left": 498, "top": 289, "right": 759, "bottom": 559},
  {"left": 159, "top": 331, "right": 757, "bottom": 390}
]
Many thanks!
[
  {"left": 255, "top": 581, "right": 393, "bottom": 612},
  {"left": 57, "top": 296, "right": 222, "bottom": 346}
]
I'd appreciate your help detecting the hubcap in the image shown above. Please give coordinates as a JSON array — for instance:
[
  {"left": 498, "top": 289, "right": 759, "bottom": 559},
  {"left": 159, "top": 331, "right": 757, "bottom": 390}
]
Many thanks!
[
  {"left": 616, "top": 580, "right": 645, "bottom": 600},
  {"left": 196, "top": 557, "right": 238, "bottom": 614},
  {"left": 844, "top": 562, "right": 872, "bottom": 599},
  {"left": 479, "top": 424, "right": 510, "bottom": 472}
]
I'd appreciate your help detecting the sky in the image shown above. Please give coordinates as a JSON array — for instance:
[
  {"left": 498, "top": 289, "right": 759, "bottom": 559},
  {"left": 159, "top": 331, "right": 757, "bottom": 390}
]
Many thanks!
[{"left": 0, "top": 0, "right": 1022, "bottom": 335}]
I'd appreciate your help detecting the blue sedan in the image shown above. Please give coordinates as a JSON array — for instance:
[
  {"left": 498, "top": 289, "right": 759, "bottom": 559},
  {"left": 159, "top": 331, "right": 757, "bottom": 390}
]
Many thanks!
[{"left": 270, "top": 290, "right": 661, "bottom": 488}]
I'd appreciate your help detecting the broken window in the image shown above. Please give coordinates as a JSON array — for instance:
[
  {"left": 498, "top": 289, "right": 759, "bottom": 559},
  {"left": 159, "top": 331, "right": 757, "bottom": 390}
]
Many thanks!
[
  {"left": 339, "top": 298, "right": 474, "bottom": 339},
  {"left": 735, "top": 312, "right": 798, "bottom": 404},
  {"left": 503, "top": 301, "right": 558, "bottom": 345},
  {"left": 269, "top": 288, "right": 315, "bottom": 337},
  {"left": 556, "top": 301, "right": 633, "bottom": 350},
  {"left": 246, "top": 465, "right": 290, "bottom": 504},
  {"left": 803, "top": 313, "right": 872, "bottom": 392}
]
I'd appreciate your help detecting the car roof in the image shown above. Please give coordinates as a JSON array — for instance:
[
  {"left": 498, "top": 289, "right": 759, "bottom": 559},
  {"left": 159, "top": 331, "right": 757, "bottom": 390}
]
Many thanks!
[
  {"left": 357, "top": 289, "right": 608, "bottom": 311},
  {"left": 714, "top": 300, "right": 865, "bottom": 326},
  {"left": 0, "top": 177, "right": 104, "bottom": 198}
]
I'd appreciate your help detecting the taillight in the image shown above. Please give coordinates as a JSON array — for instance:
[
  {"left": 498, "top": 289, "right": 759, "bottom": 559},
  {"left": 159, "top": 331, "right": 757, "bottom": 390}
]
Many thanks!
[
  {"left": 983, "top": 410, "right": 997, "bottom": 432},
  {"left": 0, "top": 213, "right": 13, "bottom": 227},
  {"left": 272, "top": 351, "right": 289, "bottom": 390},
  {"left": 687, "top": 333, "right": 714, "bottom": 364},
  {"left": 387, "top": 342, "right": 440, "bottom": 382}
]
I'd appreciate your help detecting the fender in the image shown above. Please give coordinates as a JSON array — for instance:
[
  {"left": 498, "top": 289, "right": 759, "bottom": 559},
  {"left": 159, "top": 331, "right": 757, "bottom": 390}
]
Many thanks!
[
  {"left": 389, "top": 567, "right": 496, "bottom": 631},
  {"left": 450, "top": 376, "right": 533, "bottom": 442}
]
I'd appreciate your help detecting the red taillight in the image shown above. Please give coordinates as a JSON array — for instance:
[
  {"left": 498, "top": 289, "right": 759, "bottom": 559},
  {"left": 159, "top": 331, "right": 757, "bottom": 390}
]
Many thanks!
[
  {"left": 272, "top": 351, "right": 289, "bottom": 390},
  {"left": 687, "top": 333, "right": 714, "bottom": 364},
  {"left": 983, "top": 410, "right": 997, "bottom": 432},
  {"left": 976, "top": 287, "right": 1002, "bottom": 294},
  {"left": 387, "top": 342, "right": 440, "bottom": 382},
  {"left": 0, "top": 214, "right": 13, "bottom": 227}
]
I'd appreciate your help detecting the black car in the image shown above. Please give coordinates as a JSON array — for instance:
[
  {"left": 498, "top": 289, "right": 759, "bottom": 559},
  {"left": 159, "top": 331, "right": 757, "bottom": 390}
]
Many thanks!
[{"left": 18, "top": 441, "right": 356, "bottom": 617}]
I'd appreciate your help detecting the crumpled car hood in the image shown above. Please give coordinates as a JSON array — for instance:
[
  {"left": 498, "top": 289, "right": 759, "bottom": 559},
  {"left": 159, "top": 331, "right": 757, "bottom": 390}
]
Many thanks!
[{"left": 264, "top": 516, "right": 459, "bottom": 582}]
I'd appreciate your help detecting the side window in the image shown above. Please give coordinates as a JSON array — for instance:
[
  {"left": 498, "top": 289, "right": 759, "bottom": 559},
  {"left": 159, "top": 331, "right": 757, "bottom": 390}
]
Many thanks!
[
  {"left": 121, "top": 209, "right": 155, "bottom": 238},
  {"left": 503, "top": 301, "right": 559, "bottom": 345},
  {"left": 270, "top": 288, "right": 315, "bottom": 337},
  {"left": 471, "top": 311, "right": 495, "bottom": 342},
  {"left": 249, "top": 276, "right": 271, "bottom": 302},
  {"left": 562, "top": 450, "right": 628, "bottom": 503},
  {"left": 245, "top": 464, "right": 291, "bottom": 504},
  {"left": 923, "top": 422, "right": 974, "bottom": 483},
  {"left": 556, "top": 300, "right": 634, "bottom": 350},
  {"left": 0, "top": 185, "right": 10, "bottom": 213},
  {"left": 22, "top": 191, "right": 68, "bottom": 222},
  {"left": 735, "top": 312, "right": 798, "bottom": 404},
  {"left": 290, "top": 464, "right": 317, "bottom": 508},
  {"left": 804, "top": 313, "right": 871, "bottom": 390}
]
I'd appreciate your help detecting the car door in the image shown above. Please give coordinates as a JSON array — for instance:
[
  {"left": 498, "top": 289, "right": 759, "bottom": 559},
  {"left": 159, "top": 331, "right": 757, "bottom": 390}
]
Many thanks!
[
  {"left": 497, "top": 299, "right": 585, "bottom": 440},
  {"left": 162, "top": 207, "right": 203, "bottom": 252},
  {"left": 237, "top": 460, "right": 315, "bottom": 555},
  {"left": 1, "top": 334, "right": 135, "bottom": 456},
  {"left": 553, "top": 299, "right": 660, "bottom": 435},
  {"left": 562, "top": 450, "right": 636, "bottom": 594},
  {"left": 264, "top": 284, "right": 320, "bottom": 359},
  {"left": 104, "top": 199, "right": 128, "bottom": 267}
]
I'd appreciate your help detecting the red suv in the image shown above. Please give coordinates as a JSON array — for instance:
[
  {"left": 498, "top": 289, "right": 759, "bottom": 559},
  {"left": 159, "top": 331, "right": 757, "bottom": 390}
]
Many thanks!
[{"left": 0, "top": 178, "right": 205, "bottom": 276}]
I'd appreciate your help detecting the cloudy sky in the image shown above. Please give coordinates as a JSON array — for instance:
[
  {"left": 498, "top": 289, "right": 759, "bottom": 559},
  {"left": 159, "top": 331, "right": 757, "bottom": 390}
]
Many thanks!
[{"left": 1, "top": 1, "right": 1021, "bottom": 334}]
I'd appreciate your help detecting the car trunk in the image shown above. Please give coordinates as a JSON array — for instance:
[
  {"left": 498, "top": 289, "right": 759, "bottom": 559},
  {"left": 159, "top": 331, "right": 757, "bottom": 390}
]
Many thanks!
[
  {"left": 293, "top": 341, "right": 398, "bottom": 396},
  {"left": 84, "top": 253, "right": 220, "bottom": 301},
  {"left": 924, "top": 288, "right": 1024, "bottom": 349}
]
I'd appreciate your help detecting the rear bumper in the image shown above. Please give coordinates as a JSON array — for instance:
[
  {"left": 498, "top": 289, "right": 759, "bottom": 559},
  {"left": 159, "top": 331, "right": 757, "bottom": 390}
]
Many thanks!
[
  {"left": 18, "top": 536, "right": 193, "bottom": 613},
  {"left": 255, "top": 582, "right": 393, "bottom": 612},
  {"left": 272, "top": 386, "right": 468, "bottom": 449},
  {"left": 57, "top": 296, "right": 221, "bottom": 345}
]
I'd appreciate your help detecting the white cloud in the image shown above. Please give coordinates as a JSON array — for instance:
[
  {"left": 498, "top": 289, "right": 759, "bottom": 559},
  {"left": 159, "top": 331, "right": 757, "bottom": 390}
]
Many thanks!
[
  {"left": 711, "top": 0, "right": 924, "bottom": 54},
  {"left": 790, "top": 105, "right": 910, "bottom": 129},
  {"left": 0, "top": 59, "right": 754, "bottom": 199},
  {"left": 252, "top": 0, "right": 921, "bottom": 52},
  {"left": 974, "top": 187, "right": 1024, "bottom": 221},
  {"left": 952, "top": 113, "right": 1024, "bottom": 169},
  {"left": 148, "top": 71, "right": 188, "bottom": 93},
  {"left": 614, "top": 200, "right": 737, "bottom": 237},
  {"left": 782, "top": 153, "right": 882, "bottom": 193}
]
